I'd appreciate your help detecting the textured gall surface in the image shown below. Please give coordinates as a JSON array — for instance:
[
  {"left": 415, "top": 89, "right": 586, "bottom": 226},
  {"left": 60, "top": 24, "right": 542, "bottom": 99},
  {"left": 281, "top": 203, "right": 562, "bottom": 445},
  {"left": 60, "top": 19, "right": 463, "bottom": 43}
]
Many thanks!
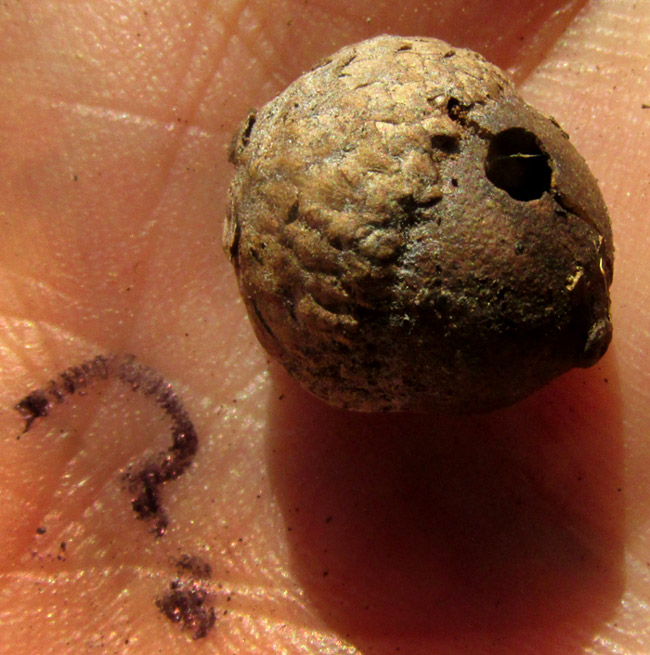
[{"left": 225, "top": 35, "right": 613, "bottom": 413}]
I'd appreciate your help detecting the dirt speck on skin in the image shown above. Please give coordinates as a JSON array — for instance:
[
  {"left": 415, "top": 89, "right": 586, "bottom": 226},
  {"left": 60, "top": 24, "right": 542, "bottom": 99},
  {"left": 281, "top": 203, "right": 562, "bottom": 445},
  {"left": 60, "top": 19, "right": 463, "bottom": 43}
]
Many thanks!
[
  {"left": 175, "top": 553, "right": 212, "bottom": 580},
  {"left": 156, "top": 553, "right": 216, "bottom": 639},
  {"left": 156, "top": 579, "right": 216, "bottom": 640}
]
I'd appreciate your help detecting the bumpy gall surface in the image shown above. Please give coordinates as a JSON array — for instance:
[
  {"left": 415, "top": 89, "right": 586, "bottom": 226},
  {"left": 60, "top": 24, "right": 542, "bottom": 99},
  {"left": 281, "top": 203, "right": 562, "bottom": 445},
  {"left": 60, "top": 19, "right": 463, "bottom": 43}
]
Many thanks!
[{"left": 224, "top": 35, "right": 613, "bottom": 413}]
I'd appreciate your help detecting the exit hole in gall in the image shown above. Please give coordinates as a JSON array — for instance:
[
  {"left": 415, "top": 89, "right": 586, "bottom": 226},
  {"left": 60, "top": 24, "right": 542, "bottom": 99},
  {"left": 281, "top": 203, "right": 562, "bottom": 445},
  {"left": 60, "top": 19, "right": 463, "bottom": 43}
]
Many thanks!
[{"left": 485, "top": 128, "right": 552, "bottom": 201}]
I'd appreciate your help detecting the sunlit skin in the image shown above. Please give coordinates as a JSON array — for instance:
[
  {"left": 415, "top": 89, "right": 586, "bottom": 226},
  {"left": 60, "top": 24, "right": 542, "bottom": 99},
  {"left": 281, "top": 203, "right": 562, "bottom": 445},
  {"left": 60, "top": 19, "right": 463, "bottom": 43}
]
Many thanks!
[{"left": 1, "top": 1, "right": 649, "bottom": 654}]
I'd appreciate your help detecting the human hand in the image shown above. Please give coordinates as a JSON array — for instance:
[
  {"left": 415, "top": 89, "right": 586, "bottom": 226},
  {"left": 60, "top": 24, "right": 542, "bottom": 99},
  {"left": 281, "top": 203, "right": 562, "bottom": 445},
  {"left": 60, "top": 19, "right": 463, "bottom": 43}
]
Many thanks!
[{"left": 1, "top": 1, "right": 649, "bottom": 653}]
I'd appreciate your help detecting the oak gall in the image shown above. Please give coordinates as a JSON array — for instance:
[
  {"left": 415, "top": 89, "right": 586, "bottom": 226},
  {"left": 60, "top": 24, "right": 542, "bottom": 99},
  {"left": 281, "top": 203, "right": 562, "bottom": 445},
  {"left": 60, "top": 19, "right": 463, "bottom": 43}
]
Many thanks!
[{"left": 224, "top": 35, "right": 613, "bottom": 413}]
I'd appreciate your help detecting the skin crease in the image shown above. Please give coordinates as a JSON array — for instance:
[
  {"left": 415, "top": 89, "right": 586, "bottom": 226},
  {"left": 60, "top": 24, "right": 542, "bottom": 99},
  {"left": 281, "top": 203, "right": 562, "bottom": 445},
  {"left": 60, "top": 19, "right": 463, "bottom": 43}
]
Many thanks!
[{"left": 0, "top": 0, "right": 649, "bottom": 652}]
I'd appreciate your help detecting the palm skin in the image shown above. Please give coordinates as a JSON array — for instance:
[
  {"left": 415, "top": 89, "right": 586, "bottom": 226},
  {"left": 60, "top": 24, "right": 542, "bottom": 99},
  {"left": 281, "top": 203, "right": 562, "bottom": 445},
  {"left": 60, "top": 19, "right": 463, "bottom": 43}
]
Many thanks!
[{"left": 1, "top": 1, "right": 649, "bottom": 653}]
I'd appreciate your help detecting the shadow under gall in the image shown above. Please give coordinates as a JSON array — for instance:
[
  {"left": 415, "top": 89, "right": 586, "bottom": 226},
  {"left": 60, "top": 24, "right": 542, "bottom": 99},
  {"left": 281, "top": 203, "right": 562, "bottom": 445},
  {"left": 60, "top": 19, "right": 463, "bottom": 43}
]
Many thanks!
[{"left": 265, "top": 354, "right": 624, "bottom": 652}]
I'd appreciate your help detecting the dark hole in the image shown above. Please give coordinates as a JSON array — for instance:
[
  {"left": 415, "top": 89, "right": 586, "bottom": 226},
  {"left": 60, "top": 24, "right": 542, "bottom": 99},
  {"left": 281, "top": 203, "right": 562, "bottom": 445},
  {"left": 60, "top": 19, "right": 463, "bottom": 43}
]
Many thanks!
[
  {"left": 446, "top": 97, "right": 471, "bottom": 121},
  {"left": 431, "top": 134, "right": 459, "bottom": 154},
  {"left": 447, "top": 97, "right": 460, "bottom": 117},
  {"left": 241, "top": 112, "right": 256, "bottom": 146},
  {"left": 287, "top": 201, "right": 300, "bottom": 224},
  {"left": 485, "top": 128, "right": 552, "bottom": 201}
]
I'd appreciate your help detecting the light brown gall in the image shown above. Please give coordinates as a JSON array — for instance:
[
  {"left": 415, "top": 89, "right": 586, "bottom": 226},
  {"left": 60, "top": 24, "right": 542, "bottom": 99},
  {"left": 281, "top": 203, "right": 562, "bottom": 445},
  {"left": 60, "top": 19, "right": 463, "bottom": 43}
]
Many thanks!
[{"left": 224, "top": 35, "right": 613, "bottom": 413}]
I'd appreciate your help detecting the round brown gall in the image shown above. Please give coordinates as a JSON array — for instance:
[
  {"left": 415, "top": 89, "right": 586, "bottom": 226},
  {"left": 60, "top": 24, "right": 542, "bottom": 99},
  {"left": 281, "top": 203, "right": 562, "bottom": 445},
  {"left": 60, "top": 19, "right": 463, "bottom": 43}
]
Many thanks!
[{"left": 224, "top": 35, "right": 613, "bottom": 413}]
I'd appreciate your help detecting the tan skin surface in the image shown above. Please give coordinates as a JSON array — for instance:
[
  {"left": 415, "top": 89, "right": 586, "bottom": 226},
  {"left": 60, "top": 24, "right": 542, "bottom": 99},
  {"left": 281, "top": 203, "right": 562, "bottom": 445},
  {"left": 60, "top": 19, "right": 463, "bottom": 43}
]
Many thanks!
[{"left": 0, "top": 0, "right": 649, "bottom": 653}]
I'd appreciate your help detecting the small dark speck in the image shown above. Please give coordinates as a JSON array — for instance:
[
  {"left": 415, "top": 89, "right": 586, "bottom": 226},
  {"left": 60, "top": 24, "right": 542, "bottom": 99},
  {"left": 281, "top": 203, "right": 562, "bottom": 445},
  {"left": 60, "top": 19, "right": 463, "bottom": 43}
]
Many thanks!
[
  {"left": 642, "top": 104, "right": 650, "bottom": 109},
  {"left": 617, "top": 487, "right": 623, "bottom": 492},
  {"left": 604, "top": 378, "right": 609, "bottom": 383},
  {"left": 325, "top": 515, "right": 333, "bottom": 524},
  {"left": 278, "top": 394, "right": 285, "bottom": 400},
  {"left": 15, "top": 389, "right": 50, "bottom": 433},
  {"left": 323, "top": 570, "right": 329, "bottom": 576},
  {"left": 36, "top": 526, "right": 46, "bottom": 535},
  {"left": 176, "top": 553, "right": 212, "bottom": 580},
  {"left": 60, "top": 542, "right": 66, "bottom": 551},
  {"left": 515, "top": 242, "right": 525, "bottom": 255},
  {"left": 156, "top": 580, "right": 216, "bottom": 640},
  {"left": 72, "top": 174, "right": 78, "bottom": 181}
]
